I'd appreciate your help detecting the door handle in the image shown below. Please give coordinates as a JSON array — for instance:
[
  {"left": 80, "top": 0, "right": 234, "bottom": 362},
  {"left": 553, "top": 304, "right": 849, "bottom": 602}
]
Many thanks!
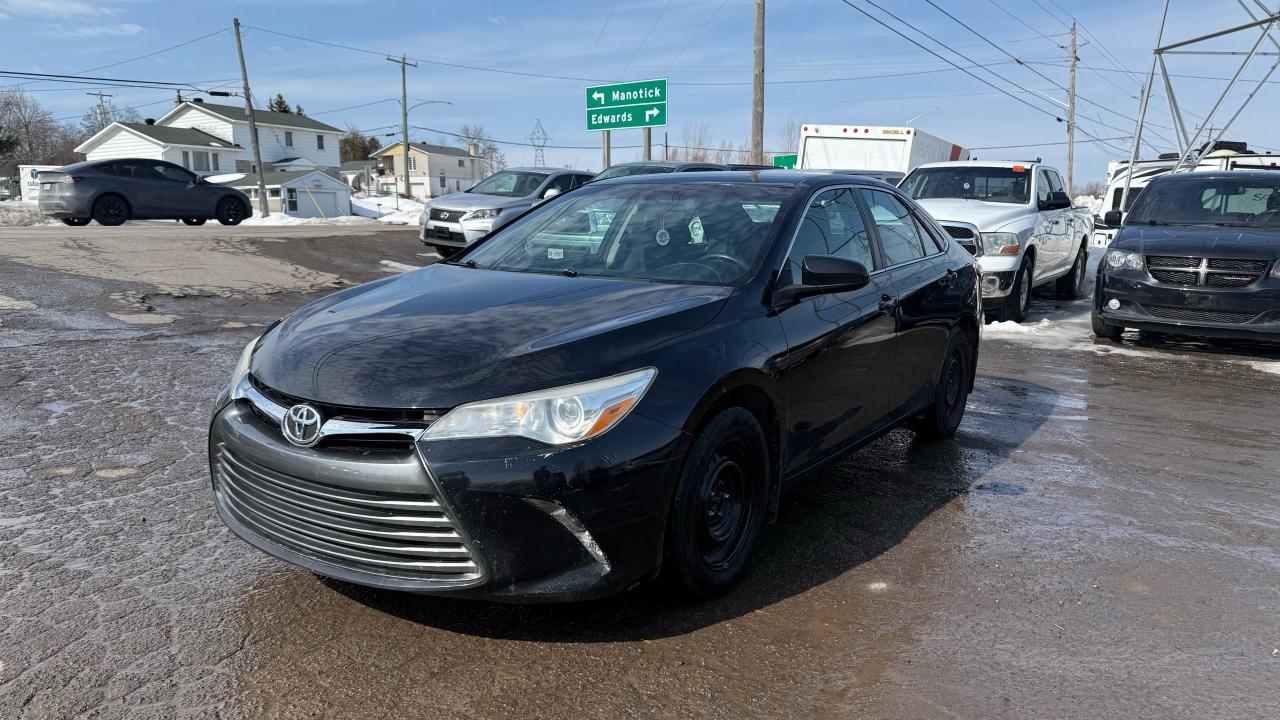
[{"left": 878, "top": 293, "right": 897, "bottom": 313}]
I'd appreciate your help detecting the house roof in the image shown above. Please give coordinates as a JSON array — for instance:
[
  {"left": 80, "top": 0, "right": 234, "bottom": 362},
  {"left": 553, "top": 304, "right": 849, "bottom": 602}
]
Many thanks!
[
  {"left": 74, "top": 121, "right": 240, "bottom": 154},
  {"left": 214, "top": 169, "right": 347, "bottom": 189},
  {"left": 340, "top": 160, "right": 377, "bottom": 171},
  {"left": 372, "top": 141, "right": 475, "bottom": 159},
  {"left": 176, "top": 101, "right": 342, "bottom": 133}
]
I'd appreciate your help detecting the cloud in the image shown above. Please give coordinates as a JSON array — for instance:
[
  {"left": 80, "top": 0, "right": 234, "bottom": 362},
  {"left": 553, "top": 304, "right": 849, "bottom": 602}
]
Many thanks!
[
  {"left": 487, "top": 15, "right": 506, "bottom": 25},
  {"left": 0, "top": 0, "right": 102, "bottom": 16},
  {"left": 61, "top": 22, "right": 144, "bottom": 38}
]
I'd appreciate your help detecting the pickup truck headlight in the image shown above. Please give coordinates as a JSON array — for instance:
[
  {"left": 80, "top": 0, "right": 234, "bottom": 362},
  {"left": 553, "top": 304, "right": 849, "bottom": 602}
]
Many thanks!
[
  {"left": 465, "top": 208, "right": 502, "bottom": 221},
  {"left": 423, "top": 368, "right": 656, "bottom": 446},
  {"left": 1106, "top": 249, "right": 1144, "bottom": 271},
  {"left": 981, "top": 232, "right": 1021, "bottom": 255}
]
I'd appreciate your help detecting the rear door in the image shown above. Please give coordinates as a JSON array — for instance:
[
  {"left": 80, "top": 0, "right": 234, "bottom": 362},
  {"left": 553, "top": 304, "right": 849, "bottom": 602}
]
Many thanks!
[
  {"left": 147, "top": 161, "right": 207, "bottom": 216},
  {"left": 1032, "top": 167, "right": 1068, "bottom": 275},
  {"left": 776, "top": 187, "right": 896, "bottom": 475},
  {"left": 859, "top": 188, "right": 952, "bottom": 417}
]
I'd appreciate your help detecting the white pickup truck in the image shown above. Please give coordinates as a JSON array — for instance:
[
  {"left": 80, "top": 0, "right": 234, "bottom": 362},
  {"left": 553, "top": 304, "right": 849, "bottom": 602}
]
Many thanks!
[{"left": 900, "top": 161, "right": 1094, "bottom": 322}]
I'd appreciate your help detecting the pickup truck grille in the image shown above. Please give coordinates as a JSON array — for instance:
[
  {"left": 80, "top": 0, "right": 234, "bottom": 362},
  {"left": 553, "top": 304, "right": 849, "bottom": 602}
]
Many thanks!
[
  {"left": 1146, "top": 256, "right": 1269, "bottom": 288},
  {"left": 938, "top": 222, "right": 981, "bottom": 256}
]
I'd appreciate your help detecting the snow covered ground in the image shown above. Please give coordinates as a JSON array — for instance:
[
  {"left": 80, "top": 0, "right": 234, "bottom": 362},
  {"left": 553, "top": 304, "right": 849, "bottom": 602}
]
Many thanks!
[
  {"left": 351, "top": 195, "right": 425, "bottom": 225},
  {"left": 240, "top": 212, "right": 376, "bottom": 227},
  {"left": 0, "top": 202, "right": 56, "bottom": 227}
]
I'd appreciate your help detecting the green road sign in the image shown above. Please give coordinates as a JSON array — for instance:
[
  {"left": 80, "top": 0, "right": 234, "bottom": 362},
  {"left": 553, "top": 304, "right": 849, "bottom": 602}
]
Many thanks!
[
  {"left": 772, "top": 153, "right": 797, "bottom": 169},
  {"left": 586, "top": 78, "right": 667, "bottom": 132}
]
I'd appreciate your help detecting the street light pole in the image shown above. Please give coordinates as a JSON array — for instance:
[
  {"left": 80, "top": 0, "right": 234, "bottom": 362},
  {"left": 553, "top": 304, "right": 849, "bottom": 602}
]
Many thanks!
[{"left": 388, "top": 54, "right": 418, "bottom": 201}]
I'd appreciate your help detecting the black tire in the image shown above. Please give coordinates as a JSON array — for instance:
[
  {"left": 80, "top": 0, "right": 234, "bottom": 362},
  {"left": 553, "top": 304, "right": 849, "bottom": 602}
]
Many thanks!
[
  {"left": 1055, "top": 242, "right": 1088, "bottom": 299},
  {"left": 990, "top": 255, "right": 1033, "bottom": 322},
  {"left": 909, "top": 328, "right": 974, "bottom": 440},
  {"left": 215, "top": 197, "right": 247, "bottom": 226},
  {"left": 181, "top": 217, "right": 207, "bottom": 226},
  {"left": 433, "top": 244, "right": 458, "bottom": 259},
  {"left": 667, "top": 407, "right": 770, "bottom": 600},
  {"left": 91, "top": 194, "right": 130, "bottom": 226},
  {"left": 1137, "top": 329, "right": 1168, "bottom": 342},
  {"left": 61, "top": 217, "right": 90, "bottom": 227},
  {"left": 1092, "top": 309, "right": 1124, "bottom": 340}
]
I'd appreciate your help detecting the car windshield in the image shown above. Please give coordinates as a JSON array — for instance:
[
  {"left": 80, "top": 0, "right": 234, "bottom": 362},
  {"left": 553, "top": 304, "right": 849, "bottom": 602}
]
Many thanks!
[
  {"left": 900, "top": 167, "right": 1031, "bottom": 204},
  {"left": 468, "top": 171, "right": 549, "bottom": 197},
  {"left": 457, "top": 182, "right": 791, "bottom": 286},
  {"left": 594, "top": 165, "right": 677, "bottom": 180},
  {"left": 1125, "top": 176, "right": 1280, "bottom": 229}
]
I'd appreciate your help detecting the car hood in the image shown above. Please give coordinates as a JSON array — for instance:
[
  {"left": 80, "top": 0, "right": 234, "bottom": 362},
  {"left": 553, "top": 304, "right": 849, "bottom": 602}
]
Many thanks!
[
  {"left": 250, "top": 263, "right": 732, "bottom": 409},
  {"left": 912, "top": 198, "right": 1034, "bottom": 231},
  {"left": 1111, "top": 225, "right": 1280, "bottom": 259},
  {"left": 428, "top": 192, "right": 534, "bottom": 212}
]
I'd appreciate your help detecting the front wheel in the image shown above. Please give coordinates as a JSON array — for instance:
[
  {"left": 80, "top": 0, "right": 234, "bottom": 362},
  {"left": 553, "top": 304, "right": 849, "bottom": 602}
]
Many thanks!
[
  {"left": 433, "top": 244, "right": 459, "bottom": 259},
  {"left": 667, "top": 407, "right": 769, "bottom": 600},
  {"left": 991, "top": 255, "right": 1033, "bottom": 323},
  {"left": 1092, "top": 309, "right": 1124, "bottom": 340},
  {"left": 215, "top": 198, "right": 247, "bottom": 226},
  {"left": 182, "top": 217, "right": 207, "bottom": 226},
  {"left": 1056, "top": 243, "right": 1088, "bottom": 299},
  {"left": 61, "top": 217, "right": 91, "bottom": 227},
  {"left": 909, "top": 328, "right": 974, "bottom": 440}
]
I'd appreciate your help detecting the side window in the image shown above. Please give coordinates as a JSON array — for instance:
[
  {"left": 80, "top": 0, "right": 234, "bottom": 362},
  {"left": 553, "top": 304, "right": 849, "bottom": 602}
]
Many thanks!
[
  {"left": 1036, "top": 169, "right": 1051, "bottom": 207},
  {"left": 153, "top": 163, "right": 195, "bottom": 183},
  {"left": 784, "top": 188, "right": 876, "bottom": 285},
  {"left": 545, "top": 174, "right": 575, "bottom": 195},
  {"left": 1046, "top": 170, "right": 1065, "bottom": 195},
  {"left": 914, "top": 210, "right": 947, "bottom": 253},
  {"left": 860, "top": 189, "right": 929, "bottom": 266}
]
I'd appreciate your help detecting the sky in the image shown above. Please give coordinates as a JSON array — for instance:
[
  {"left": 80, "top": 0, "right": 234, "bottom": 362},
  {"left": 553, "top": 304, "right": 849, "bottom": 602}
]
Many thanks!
[{"left": 3, "top": 0, "right": 1278, "bottom": 185}]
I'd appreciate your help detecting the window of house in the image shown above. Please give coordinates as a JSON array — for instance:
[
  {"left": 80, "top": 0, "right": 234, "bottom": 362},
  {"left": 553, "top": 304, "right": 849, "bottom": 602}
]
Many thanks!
[
  {"left": 384, "top": 156, "right": 394, "bottom": 174},
  {"left": 287, "top": 188, "right": 298, "bottom": 212},
  {"left": 181, "top": 151, "right": 190, "bottom": 168},
  {"left": 211, "top": 154, "right": 219, "bottom": 171},
  {"left": 316, "top": 134, "right": 324, "bottom": 150},
  {"left": 191, "top": 151, "right": 210, "bottom": 172},
  {"left": 285, "top": 131, "right": 293, "bottom": 147},
  {"left": 458, "top": 159, "right": 465, "bottom": 168},
  {"left": 408, "top": 156, "right": 417, "bottom": 171},
  {"left": 269, "top": 188, "right": 281, "bottom": 198}
]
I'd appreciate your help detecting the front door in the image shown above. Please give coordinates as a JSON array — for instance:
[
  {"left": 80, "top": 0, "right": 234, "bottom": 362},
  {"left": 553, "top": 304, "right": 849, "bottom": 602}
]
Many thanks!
[{"left": 776, "top": 187, "right": 897, "bottom": 476}]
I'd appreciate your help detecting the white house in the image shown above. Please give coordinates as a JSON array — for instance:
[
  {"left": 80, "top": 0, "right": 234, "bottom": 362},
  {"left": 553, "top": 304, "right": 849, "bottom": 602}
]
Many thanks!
[
  {"left": 216, "top": 170, "right": 352, "bottom": 219},
  {"left": 76, "top": 99, "right": 342, "bottom": 177},
  {"left": 369, "top": 142, "right": 484, "bottom": 200}
]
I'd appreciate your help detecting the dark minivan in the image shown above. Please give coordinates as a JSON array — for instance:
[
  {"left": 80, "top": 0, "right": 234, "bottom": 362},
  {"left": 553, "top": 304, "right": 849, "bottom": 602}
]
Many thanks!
[
  {"left": 209, "top": 171, "right": 981, "bottom": 602},
  {"left": 1094, "top": 171, "right": 1280, "bottom": 341}
]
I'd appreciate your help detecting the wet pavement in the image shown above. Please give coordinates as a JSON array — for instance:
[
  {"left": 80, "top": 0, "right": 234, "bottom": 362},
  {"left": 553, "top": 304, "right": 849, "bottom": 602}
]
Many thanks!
[{"left": 0, "top": 229, "right": 1277, "bottom": 719}]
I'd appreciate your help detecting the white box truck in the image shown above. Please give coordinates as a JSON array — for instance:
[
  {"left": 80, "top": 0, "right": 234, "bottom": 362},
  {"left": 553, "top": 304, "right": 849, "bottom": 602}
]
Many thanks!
[{"left": 796, "top": 124, "right": 968, "bottom": 181}]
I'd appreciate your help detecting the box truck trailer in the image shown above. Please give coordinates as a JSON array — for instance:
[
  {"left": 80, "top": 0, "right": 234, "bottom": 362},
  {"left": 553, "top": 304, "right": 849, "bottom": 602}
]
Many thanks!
[{"left": 797, "top": 124, "right": 968, "bottom": 176}]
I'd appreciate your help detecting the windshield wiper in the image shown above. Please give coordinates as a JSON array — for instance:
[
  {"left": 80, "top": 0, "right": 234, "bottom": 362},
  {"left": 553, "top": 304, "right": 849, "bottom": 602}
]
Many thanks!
[{"left": 561, "top": 268, "right": 579, "bottom": 277}]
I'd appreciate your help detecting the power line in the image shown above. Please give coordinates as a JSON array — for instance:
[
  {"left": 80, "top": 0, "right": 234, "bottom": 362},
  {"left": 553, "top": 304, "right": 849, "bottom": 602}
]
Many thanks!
[
  {"left": 3, "top": 29, "right": 230, "bottom": 92},
  {"left": 662, "top": 0, "right": 732, "bottom": 75},
  {"left": 549, "top": 0, "right": 617, "bottom": 136},
  {"left": 970, "top": 135, "right": 1130, "bottom": 150}
]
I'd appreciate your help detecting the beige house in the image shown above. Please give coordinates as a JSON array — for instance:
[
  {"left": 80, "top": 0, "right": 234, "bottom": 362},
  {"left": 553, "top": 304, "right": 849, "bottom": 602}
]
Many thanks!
[{"left": 370, "top": 142, "right": 485, "bottom": 200}]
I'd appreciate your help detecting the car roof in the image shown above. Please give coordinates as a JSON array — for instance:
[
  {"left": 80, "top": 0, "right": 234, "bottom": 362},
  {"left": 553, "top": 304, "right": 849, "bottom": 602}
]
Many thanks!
[
  {"left": 913, "top": 160, "right": 1046, "bottom": 171},
  {"left": 1153, "top": 169, "right": 1280, "bottom": 182},
  {"left": 588, "top": 169, "right": 899, "bottom": 190},
  {"left": 500, "top": 167, "right": 580, "bottom": 174},
  {"left": 605, "top": 160, "right": 728, "bottom": 169}
]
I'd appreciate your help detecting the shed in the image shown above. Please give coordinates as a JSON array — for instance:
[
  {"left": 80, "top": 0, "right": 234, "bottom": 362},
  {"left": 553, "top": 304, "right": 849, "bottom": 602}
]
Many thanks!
[{"left": 216, "top": 170, "right": 351, "bottom": 219}]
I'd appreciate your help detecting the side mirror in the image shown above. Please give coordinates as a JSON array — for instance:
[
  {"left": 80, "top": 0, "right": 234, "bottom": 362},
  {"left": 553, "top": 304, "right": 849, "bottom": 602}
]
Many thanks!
[
  {"left": 542, "top": 187, "right": 562, "bottom": 200},
  {"left": 1103, "top": 210, "right": 1123, "bottom": 227},
  {"left": 1041, "top": 190, "right": 1071, "bottom": 210},
  {"left": 775, "top": 255, "right": 871, "bottom": 305}
]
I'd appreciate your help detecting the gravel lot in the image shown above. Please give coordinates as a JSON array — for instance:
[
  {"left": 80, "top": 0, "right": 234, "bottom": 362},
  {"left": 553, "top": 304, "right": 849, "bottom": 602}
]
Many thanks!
[{"left": 1, "top": 225, "right": 1277, "bottom": 719}]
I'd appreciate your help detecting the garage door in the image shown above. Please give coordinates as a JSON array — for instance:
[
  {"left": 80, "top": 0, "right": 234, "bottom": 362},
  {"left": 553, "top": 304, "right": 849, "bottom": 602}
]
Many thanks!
[{"left": 296, "top": 190, "right": 340, "bottom": 218}]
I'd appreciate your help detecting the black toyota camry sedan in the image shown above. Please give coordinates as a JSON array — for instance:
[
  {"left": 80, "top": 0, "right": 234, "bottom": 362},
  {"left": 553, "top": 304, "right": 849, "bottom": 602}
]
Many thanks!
[
  {"left": 1094, "top": 171, "right": 1280, "bottom": 341},
  {"left": 209, "top": 171, "right": 981, "bottom": 602}
]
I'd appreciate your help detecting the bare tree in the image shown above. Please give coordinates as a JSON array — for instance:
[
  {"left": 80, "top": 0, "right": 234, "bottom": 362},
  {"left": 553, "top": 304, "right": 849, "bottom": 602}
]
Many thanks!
[
  {"left": 673, "top": 122, "right": 713, "bottom": 161},
  {"left": 774, "top": 118, "right": 800, "bottom": 155},
  {"left": 456, "top": 125, "right": 506, "bottom": 176},
  {"left": 1074, "top": 179, "right": 1104, "bottom": 198},
  {"left": 79, "top": 100, "right": 142, "bottom": 137},
  {"left": 0, "top": 90, "right": 82, "bottom": 176}
]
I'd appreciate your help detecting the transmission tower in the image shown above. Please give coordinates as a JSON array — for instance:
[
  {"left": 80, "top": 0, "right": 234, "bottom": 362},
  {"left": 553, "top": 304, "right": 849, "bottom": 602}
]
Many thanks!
[{"left": 529, "top": 119, "right": 549, "bottom": 166}]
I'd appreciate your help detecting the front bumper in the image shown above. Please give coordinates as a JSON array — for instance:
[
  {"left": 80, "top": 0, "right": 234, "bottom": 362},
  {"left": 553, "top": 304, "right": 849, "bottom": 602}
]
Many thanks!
[
  {"left": 209, "top": 393, "right": 688, "bottom": 602},
  {"left": 420, "top": 217, "right": 494, "bottom": 247},
  {"left": 1097, "top": 271, "right": 1280, "bottom": 340},
  {"left": 976, "top": 254, "right": 1021, "bottom": 299}
]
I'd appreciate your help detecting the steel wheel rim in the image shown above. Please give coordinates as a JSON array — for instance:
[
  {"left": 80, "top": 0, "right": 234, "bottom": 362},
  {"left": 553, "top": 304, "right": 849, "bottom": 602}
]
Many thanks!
[
  {"left": 1019, "top": 269, "right": 1031, "bottom": 311},
  {"left": 943, "top": 353, "right": 963, "bottom": 408},
  {"left": 1075, "top": 250, "right": 1086, "bottom": 293},
  {"left": 696, "top": 441, "right": 754, "bottom": 570}
]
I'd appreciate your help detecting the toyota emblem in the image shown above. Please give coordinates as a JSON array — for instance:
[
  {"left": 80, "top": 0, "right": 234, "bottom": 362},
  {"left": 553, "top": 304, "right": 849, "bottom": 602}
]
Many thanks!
[{"left": 281, "top": 404, "right": 323, "bottom": 447}]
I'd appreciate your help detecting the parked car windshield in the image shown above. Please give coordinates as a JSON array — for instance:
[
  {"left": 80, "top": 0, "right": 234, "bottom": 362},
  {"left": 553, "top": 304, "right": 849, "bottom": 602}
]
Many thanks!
[
  {"left": 468, "top": 171, "right": 549, "bottom": 197},
  {"left": 458, "top": 182, "right": 792, "bottom": 286},
  {"left": 900, "top": 167, "right": 1031, "bottom": 204},
  {"left": 594, "top": 165, "right": 677, "bottom": 180},
  {"left": 1126, "top": 175, "right": 1280, "bottom": 229}
]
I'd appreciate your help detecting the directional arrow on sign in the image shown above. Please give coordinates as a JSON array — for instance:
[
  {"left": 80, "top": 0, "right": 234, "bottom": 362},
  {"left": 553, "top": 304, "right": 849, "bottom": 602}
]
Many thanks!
[
  {"left": 645, "top": 107, "right": 659, "bottom": 122},
  {"left": 592, "top": 91, "right": 605, "bottom": 105}
]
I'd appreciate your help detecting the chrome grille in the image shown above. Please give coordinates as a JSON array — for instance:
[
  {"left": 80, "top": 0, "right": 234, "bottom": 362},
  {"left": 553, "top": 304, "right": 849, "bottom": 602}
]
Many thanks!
[
  {"left": 943, "top": 225, "right": 975, "bottom": 239},
  {"left": 213, "top": 445, "right": 481, "bottom": 582},
  {"left": 938, "top": 223, "right": 981, "bottom": 255},
  {"left": 1145, "top": 306, "right": 1258, "bottom": 324},
  {"left": 1145, "top": 256, "right": 1268, "bottom": 288},
  {"left": 429, "top": 207, "right": 465, "bottom": 222}
]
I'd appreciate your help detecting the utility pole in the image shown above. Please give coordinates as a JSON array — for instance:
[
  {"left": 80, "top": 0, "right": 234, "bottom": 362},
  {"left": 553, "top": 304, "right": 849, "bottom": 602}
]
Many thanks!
[
  {"left": 643, "top": 127, "right": 652, "bottom": 161},
  {"left": 388, "top": 54, "right": 417, "bottom": 200},
  {"left": 750, "top": 0, "right": 765, "bottom": 164},
  {"left": 86, "top": 91, "right": 113, "bottom": 130},
  {"left": 602, "top": 129, "right": 611, "bottom": 170},
  {"left": 664, "top": 131, "right": 669, "bottom": 161},
  {"left": 1066, "top": 21, "right": 1077, "bottom": 195},
  {"left": 233, "top": 18, "right": 269, "bottom": 219}
]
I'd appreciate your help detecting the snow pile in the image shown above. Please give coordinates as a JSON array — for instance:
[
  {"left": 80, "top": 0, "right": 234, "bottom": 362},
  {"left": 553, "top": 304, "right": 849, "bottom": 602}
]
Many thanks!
[
  {"left": 352, "top": 195, "right": 425, "bottom": 225},
  {"left": 1074, "top": 195, "right": 1103, "bottom": 216},
  {"left": 205, "top": 173, "right": 247, "bottom": 184},
  {"left": 986, "top": 318, "right": 1054, "bottom": 335},
  {"left": 0, "top": 202, "right": 57, "bottom": 227},
  {"left": 1246, "top": 361, "right": 1280, "bottom": 376},
  {"left": 241, "top": 212, "right": 376, "bottom": 227}
]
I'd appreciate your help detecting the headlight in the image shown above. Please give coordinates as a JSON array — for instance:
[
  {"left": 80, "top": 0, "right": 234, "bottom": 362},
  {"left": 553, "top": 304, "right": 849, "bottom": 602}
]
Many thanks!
[
  {"left": 981, "top": 232, "right": 1021, "bottom": 255},
  {"left": 1270, "top": 261, "right": 1280, "bottom": 279},
  {"left": 423, "top": 368, "right": 657, "bottom": 445},
  {"left": 222, "top": 335, "right": 259, "bottom": 399},
  {"left": 1106, "top": 249, "right": 1144, "bottom": 271},
  {"left": 465, "top": 208, "right": 501, "bottom": 221}
]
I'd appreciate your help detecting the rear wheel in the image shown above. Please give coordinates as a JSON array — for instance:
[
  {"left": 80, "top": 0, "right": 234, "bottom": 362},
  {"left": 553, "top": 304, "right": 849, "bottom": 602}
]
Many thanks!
[
  {"left": 1056, "top": 242, "right": 1088, "bottom": 299},
  {"left": 1092, "top": 309, "right": 1124, "bottom": 340},
  {"left": 668, "top": 407, "right": 769, "bottom": 600},
  {"left": 909, "top": 328, "right": 974, "bottom": 440},
  {"left": 181, "top": 217, "right": 207, "bottom": 226},
  {"left": 61, "top": 217, "right": 90, "bottom": 227},
  {"left": 91, "top": 194, "right": 130, "bottom": 226},
  {"left": 215, "top": 197, "right": 247, "bottom": 226}
]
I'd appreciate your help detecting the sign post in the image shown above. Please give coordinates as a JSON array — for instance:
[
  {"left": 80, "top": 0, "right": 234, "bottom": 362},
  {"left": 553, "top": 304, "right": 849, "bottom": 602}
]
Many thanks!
[{"left": 585, "top": 78, "right": 668, "bottom": 170}]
